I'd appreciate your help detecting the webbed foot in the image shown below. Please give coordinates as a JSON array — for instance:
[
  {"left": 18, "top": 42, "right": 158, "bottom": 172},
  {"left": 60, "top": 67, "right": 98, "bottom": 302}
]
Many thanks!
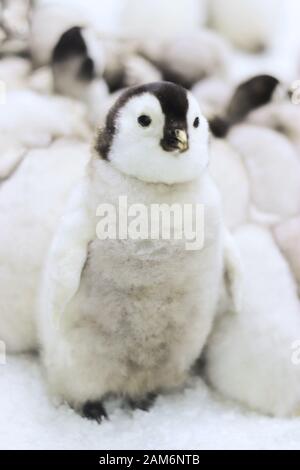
[{"left": 82, "top": 400, "right": 108, "bottom": 423}]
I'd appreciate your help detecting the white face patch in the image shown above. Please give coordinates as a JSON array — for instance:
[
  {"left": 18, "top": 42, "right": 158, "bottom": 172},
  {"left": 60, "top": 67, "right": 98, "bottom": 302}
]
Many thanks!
[{"left": 108, "top": 91, "right": 209, "bottom": 184}]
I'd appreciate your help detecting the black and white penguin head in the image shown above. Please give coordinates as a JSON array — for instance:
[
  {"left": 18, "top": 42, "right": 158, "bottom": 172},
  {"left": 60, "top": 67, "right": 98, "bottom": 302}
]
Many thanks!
[
  {"left": 209, "top": 74, "right": 282, "bottom": 138},
  {"left": 95, "top": 82, "right": 209, "bottom": 184},
  {"left": 52, "top": 26, "right": 105, "bottom": 84}
]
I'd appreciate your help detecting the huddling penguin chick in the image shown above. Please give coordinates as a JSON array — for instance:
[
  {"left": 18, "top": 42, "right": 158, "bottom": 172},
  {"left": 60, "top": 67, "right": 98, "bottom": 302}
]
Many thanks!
[
  {"left": 228, "top": 125, "right": 300, "bottom": 221},
  {"left": 209, "top": 139, "right": 250, "bottom": 230},
  {"left": 39, "top": 82, "right": 240, "bottom": 421},
  {"left": 205, "top": 225, "right": 300, "bottom": 417},
  {"left": 52, "top": 26, "right": 157, "bottom": 96},
  {"left": 0, "top": 139, "right": 91, "bottom": 352},
  {"left": 209, "top": 74, "right": 282, "bottom": 138},
  {"left": 0, "top": 89, "right": 90, "bottom": 147},
  {"left": 248, "top": 100, "right": 300, "bottom": 151},
  {"left": 51, "top": 25, "right": 109, "bottom": 126},
  {"left": 52, "top": 26, "right": 106, "bottom": 100},
  {"left": 51, "top": 27, "right": 161, "bottom": 124}
]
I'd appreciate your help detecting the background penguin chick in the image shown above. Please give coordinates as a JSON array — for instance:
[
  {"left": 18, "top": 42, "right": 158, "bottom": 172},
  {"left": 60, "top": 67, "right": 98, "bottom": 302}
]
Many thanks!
[
  {"left": 225, "top": 75, "right": 280, "bottom": 128},
  {"left": 209, "top": 139, "right": 250, "bottom": 230},
  {"left": 0, "top": 139, "right": 90, "bottom": 352},
  {"left": 209, "top": 74, "right": 281, "bottom": 138},
  {"left": 51, "top": 25, "right": 110, "bottom": 127},
  {"left": 138, "top": 30, "right": 230, "bottom": 89},
  {"left": 205, "top": 225, "right": 300, "bottom": 417},
  {"left": 208, "top": 0, "right": 284, "bottom": 52},
  {"left": 248, "top": 101, "right": 300, "bottom": 150},
  {"left": 52, "top": 26, "right": 105, "bottom": 100},
  {"left": 38, "top": 82, "right": 235, "bottom": 419},
  {"left": 0, "top": 90, "right": 91, "bottom": 147},
  {"left": 228, "top": 125, "right": 300, "bottom": 220},
  {"left": 51, "top": 27, "right": 160, "bottom": 111}
]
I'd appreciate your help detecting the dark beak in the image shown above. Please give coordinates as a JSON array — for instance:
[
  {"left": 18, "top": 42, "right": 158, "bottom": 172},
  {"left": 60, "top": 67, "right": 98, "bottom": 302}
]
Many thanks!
[{"left": 161, "top": 128, "right": 189, "bottom": 153}]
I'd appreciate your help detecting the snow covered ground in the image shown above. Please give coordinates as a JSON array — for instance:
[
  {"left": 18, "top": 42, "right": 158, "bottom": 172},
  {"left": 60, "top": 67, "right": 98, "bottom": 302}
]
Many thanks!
[{"left": 2, "top": 355, "right": 300, "bottom": 450}]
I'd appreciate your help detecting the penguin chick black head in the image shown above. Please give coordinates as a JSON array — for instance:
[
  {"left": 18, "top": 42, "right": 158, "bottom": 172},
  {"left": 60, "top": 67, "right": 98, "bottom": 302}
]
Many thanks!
[
  {"left": 227, "top": 74, "right": 280, "bottom": 122},
  {"left": 95, "top": 82, "right": 209, "bottom": 184},
  {"left": 52, "top": 26, "right": 95, "bottom": 81},
  {"left": 52, "top": 26, "right": 105, "bottom": 99},
  {"left": 209, "top": 74, "right": 280, "bottom": 138}
]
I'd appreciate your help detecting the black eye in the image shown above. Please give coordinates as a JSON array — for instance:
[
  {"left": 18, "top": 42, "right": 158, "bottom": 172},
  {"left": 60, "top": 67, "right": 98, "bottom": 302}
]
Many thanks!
[
  {"left": 138, "top": 115, "right": 152, "bottom": 127},
  {"left": 193, "top": 117, "right": 200, "bottom": 128}
]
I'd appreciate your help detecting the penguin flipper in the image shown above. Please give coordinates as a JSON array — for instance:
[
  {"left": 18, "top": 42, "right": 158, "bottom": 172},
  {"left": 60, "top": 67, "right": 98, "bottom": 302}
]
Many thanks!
[{"left": 40, "top": 180, "right": 94, "bottom": 325}]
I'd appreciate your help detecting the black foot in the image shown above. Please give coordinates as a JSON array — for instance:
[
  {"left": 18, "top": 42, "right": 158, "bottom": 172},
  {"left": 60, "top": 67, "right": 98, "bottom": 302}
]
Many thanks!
[
  {"left": 82, "top": 401, "right": 108, "bottom": 423},
  {"left": 127, "top": 393, "right": 157, "bottom": 412}
]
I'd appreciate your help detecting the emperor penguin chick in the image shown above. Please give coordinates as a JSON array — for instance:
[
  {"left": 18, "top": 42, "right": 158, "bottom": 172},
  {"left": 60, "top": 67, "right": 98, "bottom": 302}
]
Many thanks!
[{"left": 39, "top": 82, "right": 238, "bottom": 421}]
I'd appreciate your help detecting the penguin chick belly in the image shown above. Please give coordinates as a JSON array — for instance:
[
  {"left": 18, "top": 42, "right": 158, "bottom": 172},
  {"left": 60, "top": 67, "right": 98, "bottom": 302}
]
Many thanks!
[{"left": 63, "top": 210, "right": 223, "bottom": 400}]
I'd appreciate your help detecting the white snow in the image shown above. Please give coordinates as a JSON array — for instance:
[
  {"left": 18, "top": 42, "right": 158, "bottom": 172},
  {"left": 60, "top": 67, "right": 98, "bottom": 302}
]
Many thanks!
[{"left": 2, "top": 355, "right": 300, "bottom": 450}]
